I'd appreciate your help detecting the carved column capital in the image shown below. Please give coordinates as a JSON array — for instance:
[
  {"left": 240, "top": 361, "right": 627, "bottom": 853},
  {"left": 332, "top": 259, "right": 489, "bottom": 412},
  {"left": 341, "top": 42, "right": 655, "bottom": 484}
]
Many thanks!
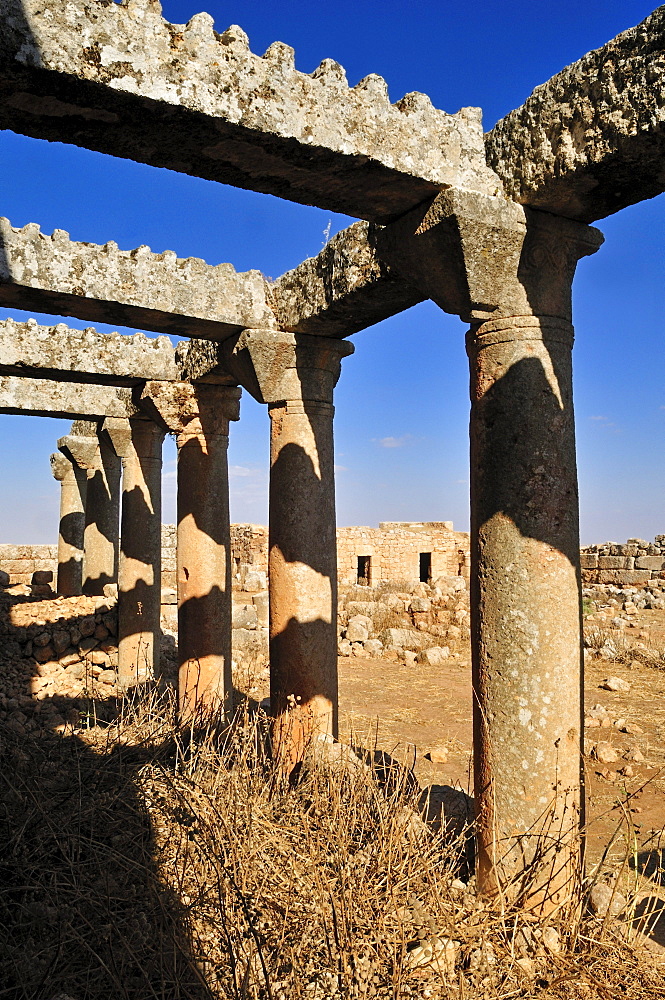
[
  {"left": 219, "top": 328, "right": 354, "bottom": 405},
  {"left": 373, "top": 187, "right": 604, "bottom": 323},
  {"left": 103, "top": 415, "right": 165, "bottom": 460},
  {"left": 139, "top": 380, "right": 241, "bottom": 443},
  {"left": 50, "top": 451, "right": 72, "bottom": 482}
]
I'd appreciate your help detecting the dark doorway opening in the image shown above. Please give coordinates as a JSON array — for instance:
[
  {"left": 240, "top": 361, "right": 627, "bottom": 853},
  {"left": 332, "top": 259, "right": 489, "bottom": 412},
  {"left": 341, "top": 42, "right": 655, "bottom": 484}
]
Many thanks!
[
  {"left": 419, "top": 552, "right": 432, "bottom": 584},
  {"left": 357, "top": 555, "right": 371, "bottom": 586}
]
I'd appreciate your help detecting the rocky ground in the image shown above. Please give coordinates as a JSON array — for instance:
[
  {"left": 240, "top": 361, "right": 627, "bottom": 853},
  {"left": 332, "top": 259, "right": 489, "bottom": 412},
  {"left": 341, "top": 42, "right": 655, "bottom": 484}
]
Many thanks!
[{"left": 2, "top": 577, "right": 665, "bottom": 963}]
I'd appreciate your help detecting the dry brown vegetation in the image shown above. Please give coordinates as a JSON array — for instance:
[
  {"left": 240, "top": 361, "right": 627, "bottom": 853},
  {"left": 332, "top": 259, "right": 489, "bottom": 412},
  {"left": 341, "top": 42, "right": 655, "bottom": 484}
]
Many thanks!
[{"left": 1, "top": 692, "right": 664, "bottom": 1000}]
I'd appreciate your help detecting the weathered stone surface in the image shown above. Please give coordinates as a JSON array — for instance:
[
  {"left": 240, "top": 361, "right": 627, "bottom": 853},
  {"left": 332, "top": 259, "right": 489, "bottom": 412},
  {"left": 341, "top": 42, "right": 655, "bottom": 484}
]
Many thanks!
[
  {"left": 0, "top": 218, "right": 272, "bottom": 339},
  {"left": 595, "top": 570, "right": 653, "bottom": 585},
  {"left": 635, "top": 555, "right": 665, "bottom": 570},
  {"left": 268, "top": 222, "right": 423, "bottom": 336},
  {"left": 0, "top": 375, "right": 140, "bottom": 418},
  {"left": 0, "top": 317, "right": 178, "bottom": 384},
  {"left": 233, "top": 604, "right": 258, "bottom": 630},
  {"left": 598, "top": 555, "right": 634, "bottom": 569},
  {"left": 374, "top": 188, "right": 603, "bottom": 322},
  {"left": 219, "top": 329, "right": 354, "bottom": 405},
  {"left": 588, "top": 882, "right": 627, "bottom": 917},
  {"left": 600, "top": 676, "right": 631, "bottom": 693},
  {"left": 417, "top": 646, "right": 450, "bottom": 666},
  {"left": 381, "top": 627, "right": 431, "bottom": 651},
  {"left": 486, "top": 7, "right": 665, "bottom": 222},
  {"left": 0, "top": 2, "right": 499, "bottom": 223}
]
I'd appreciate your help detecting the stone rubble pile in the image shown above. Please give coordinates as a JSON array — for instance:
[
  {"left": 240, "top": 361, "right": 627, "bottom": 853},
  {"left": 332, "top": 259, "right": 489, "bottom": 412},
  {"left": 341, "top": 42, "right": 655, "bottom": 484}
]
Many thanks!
[
  {"left": 337, "top": 575, "right": 470, "bottom": 663},
  {"left": 0, "top": 588, "right": 120, "bottom": 733}
]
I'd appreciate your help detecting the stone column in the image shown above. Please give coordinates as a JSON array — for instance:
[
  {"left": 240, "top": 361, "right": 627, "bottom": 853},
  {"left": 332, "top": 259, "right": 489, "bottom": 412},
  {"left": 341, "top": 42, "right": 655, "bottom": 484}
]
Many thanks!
[
  {"left": 467, "top": 314, "right": 584, "bottom": 905},
  {"left": 375, "top": 189, "right": 604, "bottom": 905},
  {"left": 104, "top": 417, "right": 165, "bottom": 688},
  {"left": 221, "top": 329, "right": 353, "bottom": 765},
  {"left": 140, "top": 381, "right": 241, "bottom": 718},
  {"left": 50, "top": 451, "right": 87, "bottom": 596},
  {"left": 57, "top": 420, "right": 120, "bottom": 595}
]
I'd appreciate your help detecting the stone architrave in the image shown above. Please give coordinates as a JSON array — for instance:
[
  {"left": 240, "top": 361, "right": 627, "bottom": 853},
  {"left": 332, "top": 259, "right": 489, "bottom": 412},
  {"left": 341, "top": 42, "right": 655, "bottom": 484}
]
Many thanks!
[
  {"left": 49, "top": 451, "right": 87, "bottom": 596},
  {"left": 222, "top": 329, "right": 353, "bottom": 765},
  {"left": 376, "top": 189, "right": 604, "bottom": 909},
  {"left": 104, "top": 416, "right": 165, "bottom": 689},
  {"left": 141, "top": 381, "right": 241, "bottom": 719},
  {"left": 58, "top": 421, "right": 121, "bottom": 596}
]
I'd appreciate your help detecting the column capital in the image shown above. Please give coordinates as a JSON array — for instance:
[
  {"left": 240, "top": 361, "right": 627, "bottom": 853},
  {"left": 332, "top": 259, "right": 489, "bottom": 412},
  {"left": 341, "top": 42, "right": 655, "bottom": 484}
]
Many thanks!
[
  {"left": 50, "top": 451, "right": 72, "bottom": 481},
  {"left": 139, "top": 381, "right": 241, "bottom": 440},
  {"left": 103, "top": 415, "right": 165, "bottom": 460},
  {"left": 58, "top": 426, "right": 102, "bottom": 473},
  {"left": 373, "top": 187, "right": 604, "bottom": 323},
  {"left": 219, "top": 328, "right": 354, "bottom": 405}
]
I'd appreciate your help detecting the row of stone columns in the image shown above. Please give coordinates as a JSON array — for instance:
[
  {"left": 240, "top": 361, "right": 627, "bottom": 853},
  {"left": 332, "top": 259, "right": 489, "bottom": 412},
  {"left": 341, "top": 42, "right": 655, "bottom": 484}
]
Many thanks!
[{"left": 47, "top": 194, "right": 603, "bottom": 903}]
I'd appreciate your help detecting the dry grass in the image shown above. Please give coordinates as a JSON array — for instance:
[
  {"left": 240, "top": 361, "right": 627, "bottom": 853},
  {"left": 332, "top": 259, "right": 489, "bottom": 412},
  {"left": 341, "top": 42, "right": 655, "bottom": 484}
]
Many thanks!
[{"left": 0, "top": 692, "right": 663, "bottom": 1000}]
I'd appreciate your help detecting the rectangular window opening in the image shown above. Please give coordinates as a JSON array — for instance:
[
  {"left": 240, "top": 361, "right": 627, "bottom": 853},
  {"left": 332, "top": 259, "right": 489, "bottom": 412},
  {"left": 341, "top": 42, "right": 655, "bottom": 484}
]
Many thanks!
[
  {"left": 419, "top": 552, "right": 432, "bottom": 583},
  {"left": 357, "top": 555, "right": 371, "bottom": 586}
]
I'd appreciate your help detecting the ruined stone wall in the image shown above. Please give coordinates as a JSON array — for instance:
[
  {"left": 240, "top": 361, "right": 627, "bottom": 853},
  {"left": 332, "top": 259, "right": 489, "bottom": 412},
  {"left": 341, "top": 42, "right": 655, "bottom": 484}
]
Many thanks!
[
  {"left": 336, "top": 521, "right": 469, "bottom": 588},
  {"left": 581, "top": 536, "right": 665, "bottom": 587},
  {"left": 0, "top": 522, "right": 470, "bottom": 594},
  {"left": 0, "top": 544, "right": 57, "bottom": 587}
]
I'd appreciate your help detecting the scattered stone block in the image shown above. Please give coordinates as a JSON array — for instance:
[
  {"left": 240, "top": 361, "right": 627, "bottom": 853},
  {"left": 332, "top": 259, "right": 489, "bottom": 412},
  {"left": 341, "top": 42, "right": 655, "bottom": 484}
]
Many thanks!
[
  {"left": 593, "top": 741, "right": 619, "bottom": 763},
  {"left": 417, "top": 646, "right": 450, "bottom": 666},
  {"left": 600, "top": 676, "right": 631, "bottom": 692},
  {"left": 588, "top": 882, "right": 626, "bottom": 917}
]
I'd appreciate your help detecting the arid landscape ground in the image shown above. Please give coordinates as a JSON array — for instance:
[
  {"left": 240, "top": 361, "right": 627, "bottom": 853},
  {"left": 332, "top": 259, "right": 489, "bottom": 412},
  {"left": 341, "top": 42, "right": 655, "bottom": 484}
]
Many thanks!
[{"left": 2, "top": 583, "right": 665, "bottom": 997}]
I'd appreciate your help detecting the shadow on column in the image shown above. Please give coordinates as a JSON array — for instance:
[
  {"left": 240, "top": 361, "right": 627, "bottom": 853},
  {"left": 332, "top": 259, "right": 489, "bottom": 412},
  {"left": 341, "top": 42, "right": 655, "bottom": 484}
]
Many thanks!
[
  {"left": 471, "top": 351, "right": 578, "bottom": 560},
  {"left": 118, "top": 482, "right": 163, "bottom": 685},
  {"left": 268, "top": 438, "right": 336, "bottom": 724}
]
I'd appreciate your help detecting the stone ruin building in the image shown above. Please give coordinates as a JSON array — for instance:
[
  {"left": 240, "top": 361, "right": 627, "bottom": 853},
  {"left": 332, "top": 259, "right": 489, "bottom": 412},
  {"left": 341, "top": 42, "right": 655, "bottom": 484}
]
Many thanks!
[{"left": 0, "top": 0, "right": 663, "bottom": 902}]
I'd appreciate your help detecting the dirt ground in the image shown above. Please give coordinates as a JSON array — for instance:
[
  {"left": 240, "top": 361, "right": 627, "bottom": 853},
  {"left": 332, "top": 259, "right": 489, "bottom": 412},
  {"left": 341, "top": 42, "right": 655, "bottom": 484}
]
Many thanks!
[{"left": 2, "top": 588, "right": 665, "bottom": 962}]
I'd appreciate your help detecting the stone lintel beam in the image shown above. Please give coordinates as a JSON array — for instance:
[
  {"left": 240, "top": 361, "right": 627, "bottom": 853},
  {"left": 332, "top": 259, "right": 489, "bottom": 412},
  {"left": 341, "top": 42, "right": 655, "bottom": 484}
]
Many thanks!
[
  {"left": 486, "top": 6, "right": 665, "bottom": 222},
  {"left": 374, "top": 189, "right": 604, "bottom": 323},
  {"left": 0, "top": 218, "right": 274, "bottom": 339},
  {"left": 0, "top": 317, "right": 181, "bottom": 385},
  {"left": 0, "top": 1, "right": 500, "bottom": 224},
  {"left": 267, "top": 221, "right": 425, "bottom": 336},
  {"left": 0, "top": 375, "right": 141, "bottom": 419}
]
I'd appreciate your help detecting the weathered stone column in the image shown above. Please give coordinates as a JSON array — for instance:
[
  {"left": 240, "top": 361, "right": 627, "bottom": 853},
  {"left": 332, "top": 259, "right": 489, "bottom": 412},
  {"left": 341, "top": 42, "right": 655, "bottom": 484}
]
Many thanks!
[
  {"left": 50, "top": 451, "right": 87, "bottom": 596},
  {"left": 221, "top": 329, "right": 353, "bottom": 763},
  {"left": 141, "top": 381, "right": 241, "bottom": 718},
  {"left": 58, "top": 421, "right": 120, "bottom": 595},
  {"left": 375, "top": 189, "right": 604, "bottom": 905},
  {"left": 104, "top": 417, "right": 165, "bottom": 688}
]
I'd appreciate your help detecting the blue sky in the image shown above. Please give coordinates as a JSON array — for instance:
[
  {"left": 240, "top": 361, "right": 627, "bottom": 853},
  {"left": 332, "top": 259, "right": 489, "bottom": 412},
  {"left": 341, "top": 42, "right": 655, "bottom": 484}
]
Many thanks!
[{"left": 0, "top": 0, "right": 662, "bottom": 546}]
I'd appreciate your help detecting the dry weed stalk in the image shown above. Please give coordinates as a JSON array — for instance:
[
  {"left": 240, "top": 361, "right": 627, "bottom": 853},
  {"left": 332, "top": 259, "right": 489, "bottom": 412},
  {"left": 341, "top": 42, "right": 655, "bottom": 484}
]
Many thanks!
[{"left": 0, "top": 689, "right": 663, "bottom": 1000}]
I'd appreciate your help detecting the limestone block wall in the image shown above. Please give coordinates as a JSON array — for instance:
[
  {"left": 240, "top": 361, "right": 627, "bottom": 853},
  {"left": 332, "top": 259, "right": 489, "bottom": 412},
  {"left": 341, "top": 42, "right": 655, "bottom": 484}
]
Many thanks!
[
  {"left": 336, "top": 522, "right": 470, "bottom": 589},
  {"left": 0, "top": 544, "right": 57, "bottom": 586},
  {"left": 581, "top": 535, "right": 665, "bottom": 586},
  {"left": 230, "top": 524, "right": 269, "bottom": 592}
]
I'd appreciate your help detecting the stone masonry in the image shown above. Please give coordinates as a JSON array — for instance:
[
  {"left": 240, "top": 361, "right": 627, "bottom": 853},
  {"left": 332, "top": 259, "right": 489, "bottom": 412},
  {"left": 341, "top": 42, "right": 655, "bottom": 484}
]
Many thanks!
[{"left": 1, "top": 0, "right": 664, "bottom": 896}]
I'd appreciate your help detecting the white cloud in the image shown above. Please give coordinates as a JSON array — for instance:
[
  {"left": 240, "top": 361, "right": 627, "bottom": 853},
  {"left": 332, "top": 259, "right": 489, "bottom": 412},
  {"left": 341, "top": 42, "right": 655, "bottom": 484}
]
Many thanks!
[
  {"left": 230, "top": 464, "right": 257, "bottom": 478},
  {"left": 378, "top": 434, "right": 414, "bottom": 449},
  {"left": 334, "top": 464, "right": 349, "bottom": 473}
]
